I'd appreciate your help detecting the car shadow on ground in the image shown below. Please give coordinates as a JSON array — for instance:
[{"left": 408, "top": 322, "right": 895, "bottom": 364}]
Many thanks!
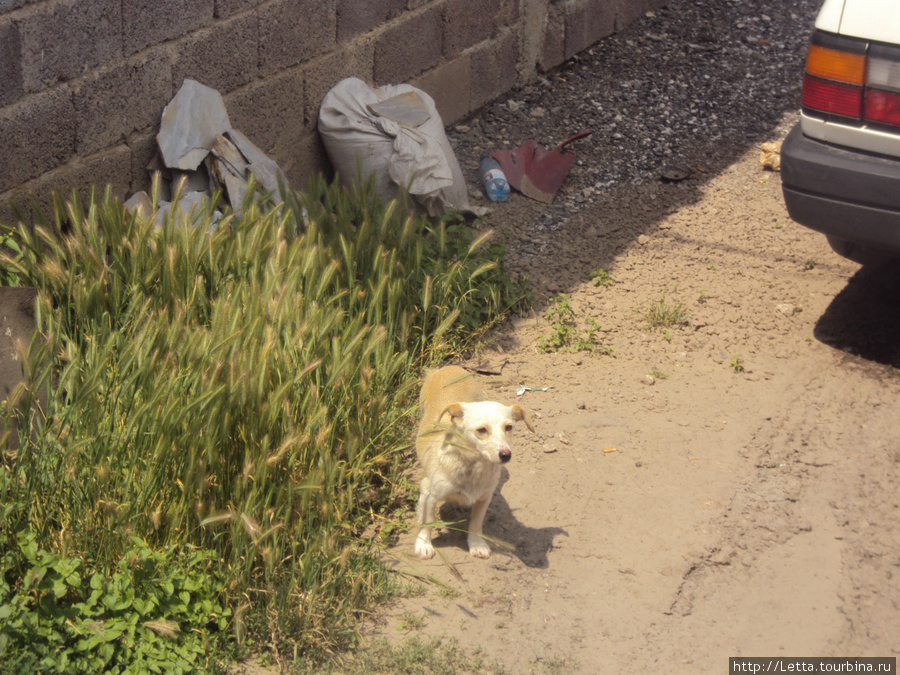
[
  {"left": 431, "top": 471, "right": 568, "bottom": 570},
  {"left": 814, "top": 260, "right": 900, "bottom": 368}
]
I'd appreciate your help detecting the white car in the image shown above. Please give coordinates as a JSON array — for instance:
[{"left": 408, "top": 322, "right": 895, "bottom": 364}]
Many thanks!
[{"left": 781, "top": 0, "right": 900, "bottom": 264}]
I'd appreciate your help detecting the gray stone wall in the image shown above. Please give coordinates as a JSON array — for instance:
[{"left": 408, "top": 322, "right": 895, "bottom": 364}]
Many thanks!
[{"left": 0, "top": 0, "right": 665, "bottom": 223}]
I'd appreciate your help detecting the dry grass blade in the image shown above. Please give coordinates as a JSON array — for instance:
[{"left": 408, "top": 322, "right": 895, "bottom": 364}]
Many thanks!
[{"left": 142, "top": 620, "right": 181, "bottom": 638}]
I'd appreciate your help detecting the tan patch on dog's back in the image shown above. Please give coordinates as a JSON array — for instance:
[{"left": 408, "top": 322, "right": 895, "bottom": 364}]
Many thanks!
[{"left": 419, "top": 366, "right": 484, "bottom": 424}]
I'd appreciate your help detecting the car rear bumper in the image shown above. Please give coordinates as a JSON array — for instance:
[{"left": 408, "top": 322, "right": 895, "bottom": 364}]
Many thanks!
[{"left": 780, "top": 124, "right": 900, "bottom": 257}]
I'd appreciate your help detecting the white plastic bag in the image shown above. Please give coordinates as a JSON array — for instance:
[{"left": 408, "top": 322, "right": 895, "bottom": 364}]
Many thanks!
[{"left": 318, "top": 78, "right": 485, "bottom": 217}]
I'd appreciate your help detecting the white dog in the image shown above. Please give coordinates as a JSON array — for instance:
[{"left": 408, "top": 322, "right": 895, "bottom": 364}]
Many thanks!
[{"left": 414, "top": 365, "right": 534, "bottom": 559}]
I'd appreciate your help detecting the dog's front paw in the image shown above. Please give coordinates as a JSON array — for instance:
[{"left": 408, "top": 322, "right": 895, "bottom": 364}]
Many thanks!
[
  {"left": 415, "top": 537, "right": 435, "bottom": 559},
  {"left": 468, "top": 538, "right": 492, "bottom": 559}
]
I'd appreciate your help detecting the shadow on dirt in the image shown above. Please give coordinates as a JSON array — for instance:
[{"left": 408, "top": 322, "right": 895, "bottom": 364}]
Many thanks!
[
  {"left": 491, "top": 116, "right": 803, "bottom": 321},
  {"left": 434, "top": 471, "right": 568, "bottom": 570},
  {"left": 453, "top": 0, "right": 825, "bottom": 314},
  {"left": 814, "top": 261, "right": 900, "bottom": 368}
]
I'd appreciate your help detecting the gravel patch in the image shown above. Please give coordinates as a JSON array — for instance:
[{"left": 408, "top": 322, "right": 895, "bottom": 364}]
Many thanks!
[{"left": 447, "top": 0, "right": 822, "bottom": 235}]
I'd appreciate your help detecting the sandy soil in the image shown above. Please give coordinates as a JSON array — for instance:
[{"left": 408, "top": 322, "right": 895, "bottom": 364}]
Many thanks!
[{"left": 367, "top": 111, "right": 900, "bottom": 672}]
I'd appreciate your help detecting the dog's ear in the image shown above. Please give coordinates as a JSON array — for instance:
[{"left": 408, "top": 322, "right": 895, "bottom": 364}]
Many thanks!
[
  {"left": 511, "top": 405, "right": 535, "bottom": 433},
  {"left": 440, "top": 403, "right": 465, "bottom": 427}
]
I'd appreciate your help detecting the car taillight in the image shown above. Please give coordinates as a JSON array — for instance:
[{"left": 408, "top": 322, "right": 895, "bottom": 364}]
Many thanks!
[
  {"left": 802, "top": 31, "right": 900, "bottom": 131},
  {"left": 802, "top": 78, "right": 863, "bottom": 119},
  {"left": 865, "top": 89, "right": 900, "bottom": 126},
  {"left": 866, "top": 45, "right": 900, "bottom": 127}
]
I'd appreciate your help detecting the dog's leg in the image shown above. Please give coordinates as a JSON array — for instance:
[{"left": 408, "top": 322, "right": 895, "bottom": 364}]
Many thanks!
[
  {"left": 414, "top": 477, "right": 436, "bottom": 559},
  {"left": 467, "top": 494, "right": 493, "bottom": 558}
]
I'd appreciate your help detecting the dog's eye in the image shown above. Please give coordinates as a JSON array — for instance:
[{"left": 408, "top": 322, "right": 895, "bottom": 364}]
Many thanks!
[
  {"left": 504, "top": 424, "right": 513, "bottom": 433},
  {"left": 476, "top": 427, "right": 489, "bottom": 435}
]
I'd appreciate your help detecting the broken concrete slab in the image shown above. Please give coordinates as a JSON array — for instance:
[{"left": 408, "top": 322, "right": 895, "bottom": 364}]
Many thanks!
[
  {"left": 224, "top": 128, "right": 268, "bottom": 168},
  {"left": 152, "top": 191, "right": 222, "bottom": 229},
  {"left": 211, "top": 133, "right": 248, "bottom": 178},
  {"left": 208, "top": 134, "right": 251, "bottom": 214},
  {"left": 123, "top": 191, "right": 153, "bottom": 221},
  {"left": 129, "top": 79, "right": 290, "bottom": 220},
  {"left": 145, "top": 153, "right": 172, "bottom": 202},
  {"left": 172, "top": 165, "right": 212, "bottom": 194},
  {"left": 222, "top": 172, "right": 248, "bottom": 215},
  {"left": 157, "top": 79, "right": 231, "bottom": 171},
  {"left": 0, "top": 287, "right": 45, "bottom": 450},
  {"left": 226, "top": 129, "right": 285, "bottom": 201},
  {"left": 246, "top": 160, "right": 283, "bottom": 202},
  {"left": 0, "top": 287, "right": 37, "bottom": 403}
]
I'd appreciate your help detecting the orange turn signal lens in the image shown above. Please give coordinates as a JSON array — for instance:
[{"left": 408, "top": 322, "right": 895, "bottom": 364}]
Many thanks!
[{"left": 806, "top": 43, "right": 867, "bottom": 85}]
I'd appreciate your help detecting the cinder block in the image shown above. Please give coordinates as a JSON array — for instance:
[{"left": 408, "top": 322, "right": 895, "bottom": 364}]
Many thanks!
[
  {"left": 539, "top": 5, "right": 565, "bottom": 72},
  {"left": 54, "top": 145, "right": 134, "bottom": 207},
  {"left": 282, "top": 128, "right": 329, "bottom": 189},
  {"left": 19, "top": 0, "right": 122, "bottom": 93},
  {"left": 224, "top": 68, "right": 305, "bottom": 160},
  {"left": 0, "top": 192, "right": 22, "bottom": 228},
  {"left": 258, "top": 0, "right": 337, "bottom": 77},
  {"left": 0, "top": 183, "right": 52, "bottom": 227},
  {"left": 373, "top": 4, "right": 442, "bottom": 85},
  {"left": 122, "top": 0, "right": 214, "bottom": 56},
  {"left": 127, "top": 130, "right": 159, "bottom": 195},
  {"left": 0, "top": 144, "right": 133, "bottom": 225},
  {"left": 76, "top": 145, "right": 136, "bottom": 201},
  {"left": 470, "top": 29, "right": 518, "bottom": 109},
  {"left": 0, "top": 185, "right": 60, "bottom": 228},
  {"left": 172, "top": 12, "right": 258, "bottom": 94},
  {"left": 337, "top": 0, "right": 405, "bottom": 43},
  {"left": 442, "top": 0, "right": 501, "bottom": 58},
  {"left": 0, "top": 19, "right": 22, "bottom": 107},
  {"left": 304, "top": 39, "right": 375, "bottom": 129},
  {"left": 413, "top": 56, "right": 471, "bottom": 126},
  {"left": 73, "top": 49, "right": 173, "bottom": 156},
  {"left": 214, "top": 0, "right": 264, "bottom": 18},
  {"left": 564, "top": 0, "right": 615, "bottom": 58},
  {"left": 0, "top": 86, "right": 76, "bottom": 193}
]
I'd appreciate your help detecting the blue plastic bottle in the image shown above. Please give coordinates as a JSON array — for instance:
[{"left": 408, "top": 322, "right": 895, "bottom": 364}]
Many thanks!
[{"left": 479, "top": 154, "right": 510, "bottom": 202}]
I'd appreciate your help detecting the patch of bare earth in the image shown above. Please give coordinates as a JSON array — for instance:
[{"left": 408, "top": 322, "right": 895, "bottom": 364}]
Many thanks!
[{"left": 367, "top": 113, "right": 900, "bottom": 672}]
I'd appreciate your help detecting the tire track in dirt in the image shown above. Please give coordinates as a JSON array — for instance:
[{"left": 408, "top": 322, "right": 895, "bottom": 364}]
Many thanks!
[{"left": 658, "top": 360, "right": 900, "bottom": 668}]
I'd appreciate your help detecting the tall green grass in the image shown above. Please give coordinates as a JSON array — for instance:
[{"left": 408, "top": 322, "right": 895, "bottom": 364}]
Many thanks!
[{"left": 0, "top": 177, "right": 527, "bottom": 670}]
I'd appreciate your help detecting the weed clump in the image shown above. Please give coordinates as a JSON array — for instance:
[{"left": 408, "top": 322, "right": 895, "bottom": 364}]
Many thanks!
[
  {"left": 639, "top": 296, "right": 689, "bottom": 330},
  {"left": 0, "top": 177, "right": 525, "bottom": 670},
  {"left": 537, "top": 294, "right": 611, "bottom": 354}
]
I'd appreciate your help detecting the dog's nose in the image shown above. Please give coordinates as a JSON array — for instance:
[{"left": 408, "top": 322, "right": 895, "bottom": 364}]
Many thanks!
[{"left": 499, "top": 449, "right": 511, "bottom": 463}]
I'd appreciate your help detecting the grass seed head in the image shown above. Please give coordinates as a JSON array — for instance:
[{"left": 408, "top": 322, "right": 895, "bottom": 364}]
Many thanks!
[{"left": 143, "top": 620, "right": 181, "bottom": 638}]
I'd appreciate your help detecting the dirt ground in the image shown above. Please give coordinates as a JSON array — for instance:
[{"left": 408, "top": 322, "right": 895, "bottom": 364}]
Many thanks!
[{"left": 366, "top": 110, "right": 900, "bottom": 672}]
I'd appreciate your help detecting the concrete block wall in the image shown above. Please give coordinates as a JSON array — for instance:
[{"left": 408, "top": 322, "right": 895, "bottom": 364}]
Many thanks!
[{"left": 0, "top": 0, "right": 666, "bottom": 224}]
